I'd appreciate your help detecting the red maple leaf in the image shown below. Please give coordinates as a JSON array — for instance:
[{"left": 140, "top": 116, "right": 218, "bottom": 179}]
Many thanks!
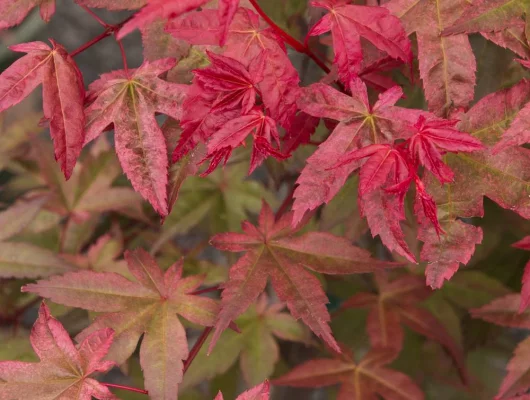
[
  {"left": 409, "top": 115, "right": 484, "bottom": 184},
  {"left": 194, "top": 51, "right": 264, "bottom": 115},
  {"left": 0, "top": 302, "right": 117, "bottom": 400},
  {"left": 292, "top": 78, "right": 424, "bottom": 227},
  {"left": 274, "top": 347, "right": 424, "bottom": 400},
  {"left": 386, "top": 0, "right": 476, "bottom": 116},
  {"left": 208, "top": 201, "right": 401, "bottom": 354},
  {"left": 472, "top": 294, "right": 530, "bottom": 399},
  {"left": 215, "top": 381, "right": 269, "bottom": 400},
  {"left": 341, "top": 272, "right": 467, "bottom": 381},
  {"left": 77, "top": 0, "right": 146, "bottom": 10},
  {"left": 0, "top": 0, "right": 55, "bottom": 29},
  {"left": 167, "top": 7, "right": 300, "bottom": 130},
  {"left": 23, "top": 249, "right": 218, "bottom": 400},
  {"left": 0, "top": 40, "right": 85, "bottom": 179},
  {"left": 83, "top": 58, "right": 188, "bottom": 216},
  {"left": 308, "top": 0, "right": 412, "bottom": 84},
  {"left": 201, "top": 108, "right": 288, "bottom": 176},
  {"left": 218, "top": 0, "right": 240, "bottom": 46},
  {"left": 117, "top": 0, "right": 210, "bottom": 39}
]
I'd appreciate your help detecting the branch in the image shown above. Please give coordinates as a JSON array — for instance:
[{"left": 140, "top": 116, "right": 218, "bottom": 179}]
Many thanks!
[
  {"left": 247, "top": 0, "right": 331, "bottom": 74},
  {"left": 69, "top": 14, "right": 134, "bottom": 57},
  {"left": 77, "top": 3, "right": 109, "bottom": 28},
  {"left": 183, "top": 327, "right": 213, "bottom": 374},
  {"left": 101, "top": 383, "right": 148, "bottom": 395}
]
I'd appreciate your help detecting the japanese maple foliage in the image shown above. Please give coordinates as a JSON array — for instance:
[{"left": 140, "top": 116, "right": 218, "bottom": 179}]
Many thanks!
[
  {"left": 1, "top": 0, "right": 530, "bottom": 399},
  {"left": 209, "top": 201, "right": 398, "bottom": 353},
  {"left": 0, "top": 302, "right": 117, "bottom": 400},
  {"left": 215, "top": 381, "right": 269, "bottom": 400},
  {"left": 23, "top": 249, "right": 219, "bottom": 400}
]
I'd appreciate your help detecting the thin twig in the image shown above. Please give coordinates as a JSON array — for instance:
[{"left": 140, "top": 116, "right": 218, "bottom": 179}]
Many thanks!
[
  {"left": 77, "top": 3, "right": 109, "bottom": 28},
  {"left": 69, "top": 14, "right": 134, "bottom": 57},
  {"left": 248, "top": 0, "right": 331, "bottom": 74},
  {"left": 183, "top": 327, "right": 213, "bottom": 374},
  {"left": 275, "top": 185, "right": 296, "bottom": 220},
  {"left": 101, "top": 383, "right": 148, "bottom": 395},
  {"left": 116, "top": 39, "right": 129, "bottom": 76}
]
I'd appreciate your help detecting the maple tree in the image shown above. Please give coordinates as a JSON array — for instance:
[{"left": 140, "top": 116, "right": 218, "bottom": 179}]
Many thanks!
[{"left": 0, "top": 0, "right": 530, "bottom": 398}]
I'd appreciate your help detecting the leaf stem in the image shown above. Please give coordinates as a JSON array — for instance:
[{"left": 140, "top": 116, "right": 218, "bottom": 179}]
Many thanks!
[
  {"left": 275, "top": 185, "right": 296, "bottom": 220},
  {"left": 69, "top": 14, "right": 134, "bottom": 57},
  {"left": 101, "top": 383, "right": 148, "bottom": 395},
  {"left": 116, "top": 39, "right": 129, "bottom": 76},
  {"left": 183, "top": 326, "right": 213, "bottom": 374},
  {"left": 77, "top": 3, "right": 109, "bottom": 28},
  {"left": 247, "top": 0, "right": 330, "bottom": 74},
  {"left": 70, "top": 30, "right": 112, "bottom": 57}
]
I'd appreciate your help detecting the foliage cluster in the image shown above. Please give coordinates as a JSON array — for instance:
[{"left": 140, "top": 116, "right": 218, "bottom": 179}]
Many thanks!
[{"left": 1, "top": 0, "right": 530, "bottom": 399}]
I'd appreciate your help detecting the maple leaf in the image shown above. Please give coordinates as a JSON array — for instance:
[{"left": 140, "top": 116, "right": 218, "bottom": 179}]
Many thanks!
[
  {"left": 23, "top": 249, "right": 219, "bottom": 400},
  {"left": 0, "top": 302, "right": 117, "bottom": 400},
  {"left": 341, "top": 273, "right": 467, "bottom": 380},
  {"left": 182, "top": 294, "right": 309, "bottom": 388},
  {"left": 472, "top": 294, "right": 530, "bottom": 399},
  {"left": 11, "top": 137, "right": 146, "bottom": 257},
  {"left": 77, "top": 0, "right": 146, "bottom": 10},
  {"left": 419, "top": 79, "right": 530, "bottom": 287},
  {"left": 202, "top": 108, "right": 288, "bottom": 175},
  {"left": 215, "top": 381, "right": 270, "bottom": 400},
  {"left": 154, "top": 160, "right": 275, "bottom": 253},
  {"left": 0, "top": 0, "right": 55, "bottom": 29},
  {"left": 208, "top": 201, "right": 400, "bottom": 354},
  {"left": 218, "top": 0, "right": 240, "bottom": 46},
  {"left": 0, "top": 194, "right": 74, "bottom": 279},
  {"left": 274, "top": 347, "right": 424, "bottom": 400},
  {"left": 84, "top": 58, "right": 188, "bottom": 217},
  {"left": 409, "top": 115, "right": 484, "bottom": 184},
  {"left": 117, "top": 0, "right": 210, "bottom": 39},
  {"left": 493, "top": 83, "right": 530, "bottom": 153},
  {"left": 481, "top": 21, "right": 530, "bottom": 59},
  {"left": 443, "top": 0, "right": 529, "bottom": 40},
  {"left": 194, "top": 51, "right": 263, "bottom": 115},
  {"left": 292, "top": 78, "right": 424, "bottom": 226},
  {"left": 167, "top": 8, "right": 300, "bottom": 130},
  {"left": 0, "top": 40, "right": 85, "bottom": 179},
  {"left": 308, "top": 0, "right": 412, "bottom": 84},
  {"left": 513, "top": 236, "right": 530, "bottom": 312},
  {"left": 386, "top": 0, "right": 476, "bottom": 116}
]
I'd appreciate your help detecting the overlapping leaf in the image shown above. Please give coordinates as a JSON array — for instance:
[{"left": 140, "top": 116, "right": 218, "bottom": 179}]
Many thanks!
[
  {"left": 309, "top": 0, "right": 412, "bottom": 84},
  {"left": 0, "top": 40, "right": 85, "bottom": 178},
  {"left": 274, "top": 347, "right": 424, "bottom": 400},
  {"left": 215, "top": 381, "right": 269, "bottom": 400},
  {"left": 473, "top": 294, "right": 530, "bottom": 399},
  {"left": 292, "top": 78, "right": 423, "bottom": 226},
  {"left": 209, "top": 201, "right": 400, "bottom": 353},
  {"left": 386, "top": 0, "right": 476, "bottom": 116},
  {"left": 0, "top": 0, "right": 55, "bottom": 29},
  {"left": 182, "top": 294, "right": 308, "bottom": 389},
  {"left": 419, "top": 79, "right": 530, "bottom": 287},
  {"left": 167, "top": 7, "right": 300, "bottom": 130},
  {"left": 341, "top": 273, "right": 467, "bottom": 379},
  {"left": 154, "top": 161, "right": 275, "bottom": 252},
  {"left": 23, "top": 249, "right": 219, "bottom": 400},
  {"left": 0, "top": 194, "right": 74, "bottom": 279},
  {"left": 0, "top": 302, "right": 117, "bottom": 400},
  {"left": 84, "top": 58, "right": 188, "bottom": 216}
]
